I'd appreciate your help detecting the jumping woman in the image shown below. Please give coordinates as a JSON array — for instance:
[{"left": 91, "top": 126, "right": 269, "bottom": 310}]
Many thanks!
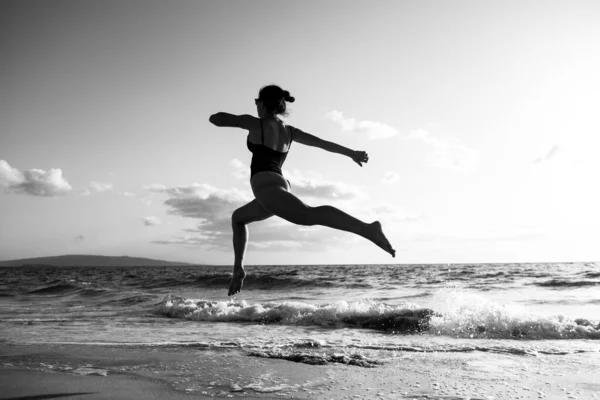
[{"left": 209, "top": 85, "right": 396, "bottom": 296}]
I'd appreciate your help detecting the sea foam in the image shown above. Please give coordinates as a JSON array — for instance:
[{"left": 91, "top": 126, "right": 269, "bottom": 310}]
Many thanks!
[
  {"left": 156, "top": 292, "right": 600, "bottom": 340},
  {"left": 428, "top": 288, "right": 600, "bottom": 339},
  {"left": 156, "top": 294, "right": 431, "bottom": 332}
]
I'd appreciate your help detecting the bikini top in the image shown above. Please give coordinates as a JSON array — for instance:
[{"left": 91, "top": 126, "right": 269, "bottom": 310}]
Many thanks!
[{"left": 246, "top": 118, "right": 294, "bottom": 178}]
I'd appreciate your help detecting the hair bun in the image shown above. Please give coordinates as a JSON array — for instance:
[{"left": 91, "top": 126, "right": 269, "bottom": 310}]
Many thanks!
[{"left": 283, "top": 90, "right": 295, "bottom": 103}]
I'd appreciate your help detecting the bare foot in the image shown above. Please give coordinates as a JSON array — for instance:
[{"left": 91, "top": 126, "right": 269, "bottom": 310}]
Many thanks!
[
  {"left": 365, "top": 221, "right": 396, "bottom": 257},
  {"left": 228, "top": 267, "right": 246, "bottom": 296}
]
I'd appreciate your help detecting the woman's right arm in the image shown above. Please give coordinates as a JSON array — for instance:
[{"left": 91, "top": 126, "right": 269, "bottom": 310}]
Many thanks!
[{"left": 293, "top": 127, "right": 369, "bottom": 167}]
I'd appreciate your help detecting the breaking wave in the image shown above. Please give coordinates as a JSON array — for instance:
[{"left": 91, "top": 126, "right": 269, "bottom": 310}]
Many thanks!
[{"left": 156, "top": 293, "right": 600, "bottom": 340}]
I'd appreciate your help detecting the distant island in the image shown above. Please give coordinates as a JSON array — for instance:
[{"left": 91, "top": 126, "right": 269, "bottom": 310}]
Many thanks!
[{"left": 0, "top": 255, "right": 200, "bottom": 267}]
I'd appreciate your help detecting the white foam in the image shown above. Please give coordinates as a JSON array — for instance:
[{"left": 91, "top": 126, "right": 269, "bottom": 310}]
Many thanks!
[
  {"left": 156, "top": 292, "right": 600, "bottom": 339},
  {"left": 156, "top": 294, "right": 419, "bottom": 326},
  {"left": 429, "top": 288, "right": 600, "bottom": 339}
]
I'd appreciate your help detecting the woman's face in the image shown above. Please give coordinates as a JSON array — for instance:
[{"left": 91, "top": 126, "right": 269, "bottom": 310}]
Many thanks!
[{"left": 255, "top": 98, "right": 265, "bottom": 117}]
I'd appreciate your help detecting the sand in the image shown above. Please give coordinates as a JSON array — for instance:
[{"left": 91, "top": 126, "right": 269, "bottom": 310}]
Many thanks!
[{"left": 1, "top": 343, "right": 599, "bottom": 400}]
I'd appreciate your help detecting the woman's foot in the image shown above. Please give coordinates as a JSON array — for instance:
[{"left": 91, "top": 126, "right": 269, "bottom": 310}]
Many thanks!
[
  {"left": 365, "top": 221, "right": 395, "bottom": 257},
  {"left": 228, "top": 267, "right": 246, "bottom": 296}
]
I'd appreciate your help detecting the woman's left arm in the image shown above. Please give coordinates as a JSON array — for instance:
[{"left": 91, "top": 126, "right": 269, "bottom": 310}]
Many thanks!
[{"left": 209, "top": 113, "right": 256, "bottom": 129}]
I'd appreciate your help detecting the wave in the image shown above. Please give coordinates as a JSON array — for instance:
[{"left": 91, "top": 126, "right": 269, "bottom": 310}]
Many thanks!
[
  {"left": 157, "top": 295, "right": 432, "bottom": 333},
  {"left": 100, "top": 294, "right": 157, "bottom": 306},
  {"left": 27, "top": 283, "right": 81, "bottom": 294},
  {"left": 132, "top": 273, "right": 370, "bottom": 290},
  {"left": 26, "top": 282, "right": 111, "bottom": 297},
  {"left": 184, "top": 273, "right": 370, "bottom": 290},
  {"left": 156, "top": 293, "right": 600, "bottom": 340},
  {"left": 248, "top": 350, "right": 381, "bottom": 368},
  {"left": 534, "top": 279, "right": 600, "bottom": 288}
]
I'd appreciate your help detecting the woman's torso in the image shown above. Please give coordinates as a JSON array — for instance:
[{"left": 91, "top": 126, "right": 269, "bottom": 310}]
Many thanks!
[
  {"left": 247, "top": 117, "right": 294, "bottom": 178},
  {"left": 247, "top": 117, "right": 293, "bottom": 152}
]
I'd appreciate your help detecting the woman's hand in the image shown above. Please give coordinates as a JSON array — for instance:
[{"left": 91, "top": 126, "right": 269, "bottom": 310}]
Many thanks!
[{"left": 351, "top": 150, "right": 369, "bottom": 167}]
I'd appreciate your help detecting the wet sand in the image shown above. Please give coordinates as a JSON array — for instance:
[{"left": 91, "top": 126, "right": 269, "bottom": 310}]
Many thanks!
[{"left": 0, "top": 343, "right": 599, "bottom": 399}]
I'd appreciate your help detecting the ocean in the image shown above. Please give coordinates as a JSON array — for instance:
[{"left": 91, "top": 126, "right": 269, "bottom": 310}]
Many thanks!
[{"left": 1, "top": 262, "right": 599, "bottom": 365}]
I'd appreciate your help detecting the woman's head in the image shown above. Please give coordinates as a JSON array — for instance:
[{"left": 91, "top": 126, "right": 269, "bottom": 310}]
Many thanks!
[{"left": 256, "top": 85, "right": 295, "bottom": 117}]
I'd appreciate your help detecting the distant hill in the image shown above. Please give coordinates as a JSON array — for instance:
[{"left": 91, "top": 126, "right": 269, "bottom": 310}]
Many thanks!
[{"left": 0, "top": 255, "right": 199, "bottom": 267}]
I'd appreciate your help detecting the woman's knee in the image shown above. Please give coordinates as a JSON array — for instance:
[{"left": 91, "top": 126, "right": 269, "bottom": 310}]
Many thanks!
[{"left": 231, "top": 209, "right": 245, "bottom": 226}]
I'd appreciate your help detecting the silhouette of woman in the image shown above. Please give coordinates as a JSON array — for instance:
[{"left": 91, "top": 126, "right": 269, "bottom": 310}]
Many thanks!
[{"left": 209, "top": 85, "right": 395, "bottom": 296}]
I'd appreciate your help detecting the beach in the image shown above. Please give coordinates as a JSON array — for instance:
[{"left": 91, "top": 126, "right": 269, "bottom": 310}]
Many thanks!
[
  {"left": 1, "top": 263, "right": 599, "bottom": 399},
  {"left": 2, "top": 342, "right": 600, "bottom": 399}
]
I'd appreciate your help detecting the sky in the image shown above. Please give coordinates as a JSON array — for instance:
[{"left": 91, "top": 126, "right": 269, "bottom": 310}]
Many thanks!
[{"left": 1, "top": 0, "right": 600, "bottom": 265}]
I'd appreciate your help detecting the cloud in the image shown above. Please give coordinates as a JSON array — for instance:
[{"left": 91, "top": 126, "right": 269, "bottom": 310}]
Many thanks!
[
  {"left": 0, "top": 159, "right": 72, "bottom": 197},
  {"left": 325, "top": 110, "right": 400, "bottom": 140},
  {"left": 143, "top": 216, "right": 163, "bottom": 226},
  {"left": 323, "top": 112, "right": 477, "bottom": 170},
  {"left": 409, "top": 232, "right": 545, "bottom": 243},
  {"left": 363, "top": 202, "right": 427, "bottom": 225},
  {"left": 229, "top": 158, "right": 250, "bottom": 180},
  {"left": 161, "top": 184, "right": 252, "bottom": 221},
  {"left": 79, "top": 181, "right": 114, "bottom": 195},
  {"left": 88, "top": 181, "right": 113, "bottom": 192},
  {"left": 123, "top": 192, "right": 136, "bottom": 197},
  {"left": 284, "top": 169, "right": 368, "bottom": 201},
  {"left": 150, "top": 180, "right": 366, "bottom": 251},
  {"left": 149, "top": 182, "right": 257, "bottom": 249},
  {"left": 143, "top": 183, "right": 168, "bottom": 192},
  {"left": 153, "top": 222, "right": 352, "bottom": 252},
  {"left": 381, "top": 171, "right": 400, "bottom": 185},
  {"left": 408, "top": 129, "right": 478, "bottom": 170},
  {"left": 534, "top": 144, "right": 560, "bottom": 163}
]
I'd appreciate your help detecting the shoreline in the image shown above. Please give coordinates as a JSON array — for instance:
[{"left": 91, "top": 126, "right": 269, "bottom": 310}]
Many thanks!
[{"left": 1, "top": 343, "right": 599, "bottom": 399}]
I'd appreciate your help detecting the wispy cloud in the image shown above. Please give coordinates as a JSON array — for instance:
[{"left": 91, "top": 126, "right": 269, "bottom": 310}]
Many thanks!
[
  {"left": 123, "top": 192, "right": 136, "bottom": 197},
  {"left": 409, "top": 232, "right": 545, "bottom": 243},
  {"left": 0, "top": 159, "right": 72, "bottom": 197},
  {"left": 143, "top": 216, "right": 163, "bottom": 226},
  {"left": 408, "top": 129, "right": 478, "bottom": 171},
  {"left": 89, "top": 181, "right": 113, "bottom": 192},
  {"left": 323, "top": 111, "right": 477, "bottom": 170},
  {"left": 534, "top": 144, "right": 560, "bottom": 163},
  {"left": 162, "top": 185, "right": 250, "bottom": 221},
  {"left": 143, "top": 183, "right": 168, "bottom": 193},
  {"left": 284, "top": 169, "right": 368, "bottom": 200},
  {"left": 80, "top": 181, "right": 114, "bottom": 195},
  {"left": 363, "top": 203, "right": 427, "bottom": 225},
  {"left": 325, "top": 110, "right": 399, "bottom": 140},
  {"left": 381, "top": 171, "right": 400, "bottom": 184},
  {"left": 149, "top": 178, "right": 371, "bottom": 251},
  {"left": 153, "top": 221, "right": 353, "bottom": 252},
  {"left": 229, "top": 158, "right": 250, "bottom": 180}
]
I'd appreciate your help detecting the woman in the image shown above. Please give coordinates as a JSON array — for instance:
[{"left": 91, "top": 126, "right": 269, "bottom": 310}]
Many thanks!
[{"left": 209, "top": 85, "right": 395, "bottom": 296}]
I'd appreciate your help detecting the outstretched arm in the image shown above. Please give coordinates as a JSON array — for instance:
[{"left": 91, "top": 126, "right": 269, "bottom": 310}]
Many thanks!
[
  {"left": 293, "top": 128, "right": 369, "bottom": 167},
  {"left": 209, "top": 113, "right": 256, "bottom": 129}
]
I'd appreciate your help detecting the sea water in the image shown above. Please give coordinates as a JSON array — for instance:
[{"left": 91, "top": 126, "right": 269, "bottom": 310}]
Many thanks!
[{"left": 1, "top": 263, "right": 599, "bottom": 363}]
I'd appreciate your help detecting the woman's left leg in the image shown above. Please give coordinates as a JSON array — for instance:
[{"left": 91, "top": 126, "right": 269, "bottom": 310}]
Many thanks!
[{"left": 251, "top": 173, "right": 395, "bottom": 257}]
